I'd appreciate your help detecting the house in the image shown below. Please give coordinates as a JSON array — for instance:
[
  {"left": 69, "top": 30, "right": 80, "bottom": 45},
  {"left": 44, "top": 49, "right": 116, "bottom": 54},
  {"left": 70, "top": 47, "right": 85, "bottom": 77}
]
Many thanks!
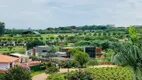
[
  {"left": 60, "top": 47, "right": 75, "bottom": 57},
  {"left": 84, "top": 46, "right": 104, "bottom": 58},
  {"left": 0, "top": 54, "right": 18, "bottom": 70},
  {"left": 10, "top": 53, "right": 29, "bottom": 63},
  {"left": 60, "top": 47, "right": 74, "bottom": 52},
  {"left": 84, "top": 46, "right": 96, "bottom": 58},
  {"left": 26, "top": 45, "right": 53, "bottom": 56},
  {"left": 55, "top": 52, "right": 67, "bottom": 57}
]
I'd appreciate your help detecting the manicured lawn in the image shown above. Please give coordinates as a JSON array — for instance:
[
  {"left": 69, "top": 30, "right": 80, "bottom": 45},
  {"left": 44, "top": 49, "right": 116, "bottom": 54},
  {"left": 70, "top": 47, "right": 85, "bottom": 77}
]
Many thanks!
[{"left": 31, "top": 70, "right": 45, "bottom": 77}]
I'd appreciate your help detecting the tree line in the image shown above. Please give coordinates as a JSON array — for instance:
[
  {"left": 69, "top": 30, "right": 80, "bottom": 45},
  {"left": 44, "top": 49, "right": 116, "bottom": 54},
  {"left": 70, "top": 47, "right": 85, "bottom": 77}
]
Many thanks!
[
  {"left": 0, "top": 22, "right": 5, "bottom": 36},
  {"left": 4, "top": 25, "right": 128, "bottom": 34}
]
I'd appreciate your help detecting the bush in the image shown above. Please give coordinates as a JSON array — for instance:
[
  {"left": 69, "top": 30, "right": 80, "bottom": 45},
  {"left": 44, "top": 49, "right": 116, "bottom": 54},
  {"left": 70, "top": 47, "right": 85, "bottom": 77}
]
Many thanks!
[
  {"left": 45, "top": 66, "right": 59, "bottom": 74},
  {"left": 30, "top": 64, "right": 45, "bottom": 71},
  {"left": 0, "top": 74, "right": 4, "bottom": 80},
  {"left": 44, "top": 62, "right": 59, "bottom": 74},
  {"left": 3, "top": 66, "right": 31, "bottom": 80},
  {"left": 59, "top": 60, "right": 78, "bottom": 68},
  {"left": 74, "top": 51, "right": 90, "bottom": 68},
  {"left": 65, "top": 70, "right": 94, "bottom": 80},
  {"left": 48, "top": 73, "right": 66, "bottom": 80}
]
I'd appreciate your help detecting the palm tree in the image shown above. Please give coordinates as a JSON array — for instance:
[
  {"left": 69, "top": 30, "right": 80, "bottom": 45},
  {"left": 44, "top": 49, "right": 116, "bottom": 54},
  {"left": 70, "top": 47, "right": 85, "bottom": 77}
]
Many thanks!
[{"left": 113, "top": 42, "right": 142, "bottom": 80}]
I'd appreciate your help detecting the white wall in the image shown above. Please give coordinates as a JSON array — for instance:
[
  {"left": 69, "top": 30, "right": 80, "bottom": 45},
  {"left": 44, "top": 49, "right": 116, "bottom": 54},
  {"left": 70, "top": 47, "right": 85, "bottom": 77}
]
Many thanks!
[{"left": 0, "top": 63, "right": 10, "bottom": 70}]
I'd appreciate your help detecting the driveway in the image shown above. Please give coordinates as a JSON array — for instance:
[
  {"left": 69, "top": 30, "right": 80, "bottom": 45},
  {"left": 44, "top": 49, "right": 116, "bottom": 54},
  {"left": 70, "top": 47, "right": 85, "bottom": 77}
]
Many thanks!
[{"left": 32, "top": 73, "right": 48, "bottom": 80}]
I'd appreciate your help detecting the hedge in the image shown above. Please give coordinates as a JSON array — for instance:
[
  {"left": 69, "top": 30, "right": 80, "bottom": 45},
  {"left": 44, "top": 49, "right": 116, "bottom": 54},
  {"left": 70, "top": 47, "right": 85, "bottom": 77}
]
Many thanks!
[{"left": 30, "top": 64, "right": 45, "bottom": 71}]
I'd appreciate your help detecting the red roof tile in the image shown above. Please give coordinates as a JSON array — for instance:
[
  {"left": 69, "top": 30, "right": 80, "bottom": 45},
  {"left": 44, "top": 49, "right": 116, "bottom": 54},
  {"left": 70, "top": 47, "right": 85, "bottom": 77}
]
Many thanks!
[{"left": 0, "top": 54, "right": 18, "bottom": 63}]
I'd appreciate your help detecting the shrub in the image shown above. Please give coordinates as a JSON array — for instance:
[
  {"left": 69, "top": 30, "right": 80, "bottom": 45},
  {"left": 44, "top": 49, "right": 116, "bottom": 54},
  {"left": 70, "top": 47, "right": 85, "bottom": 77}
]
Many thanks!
[
  {"left": 3, "top": 66, "right": 32, "bottom": 80},
  {"left": 59, "top": 60, "right": 78, "bottom": 68},
  {"left": 74, "top": 51, "right": 90, "bottom": 68},
  {"left": 30, "top": 64, "right": 45, "bottom": 71},
  {"left": 44, "top": 62, "right": 59, "bottom": 74},
  {"left": 0, "top": 74, "right": 4, "bottom": 80},
  {"left": 45, "top": 66, "right": 59, "bottom": 74},
  {"left": 65, "top": 70, "right": 94, "bottom": 80}
]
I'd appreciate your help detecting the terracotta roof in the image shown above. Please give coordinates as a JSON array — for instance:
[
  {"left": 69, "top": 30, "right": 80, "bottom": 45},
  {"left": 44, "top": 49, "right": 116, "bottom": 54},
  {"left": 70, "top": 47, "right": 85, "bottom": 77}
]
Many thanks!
[{"left": 0, "top": 54, "right": 18, "bottom": 63}]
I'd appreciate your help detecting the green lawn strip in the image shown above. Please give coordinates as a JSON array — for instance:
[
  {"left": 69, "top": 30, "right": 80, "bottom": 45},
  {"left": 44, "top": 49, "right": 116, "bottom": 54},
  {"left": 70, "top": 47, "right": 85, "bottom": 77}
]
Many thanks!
[{"left": 31, "top": 70, "right": 45, "bottom": 77}]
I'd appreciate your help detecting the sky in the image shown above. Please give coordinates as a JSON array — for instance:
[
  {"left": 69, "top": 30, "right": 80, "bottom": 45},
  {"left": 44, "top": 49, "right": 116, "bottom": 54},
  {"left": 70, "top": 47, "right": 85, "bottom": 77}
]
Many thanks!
[{"left": 0, "top": 0, "right": 142, "bottom": 29}]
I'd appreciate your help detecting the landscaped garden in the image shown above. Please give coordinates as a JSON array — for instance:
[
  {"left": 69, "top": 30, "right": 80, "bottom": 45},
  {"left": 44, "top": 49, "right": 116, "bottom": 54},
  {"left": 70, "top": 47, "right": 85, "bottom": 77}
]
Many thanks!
[
  {"left": 48, "top": 67, "right": 133, "bottom": 80},
  {"left": 1, "top": 22, "right": 142, "bottom": 80}
]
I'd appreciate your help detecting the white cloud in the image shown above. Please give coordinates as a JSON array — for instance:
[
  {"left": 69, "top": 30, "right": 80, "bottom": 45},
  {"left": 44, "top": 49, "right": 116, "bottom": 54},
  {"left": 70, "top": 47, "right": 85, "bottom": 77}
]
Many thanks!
[{"left": 0, "top": 0, "right": 142, "bottom": 29}]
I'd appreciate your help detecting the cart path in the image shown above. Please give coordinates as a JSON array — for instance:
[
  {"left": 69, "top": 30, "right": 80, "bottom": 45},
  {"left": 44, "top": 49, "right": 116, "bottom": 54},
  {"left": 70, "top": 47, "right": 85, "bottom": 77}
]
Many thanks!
[{"left": 32, "top": 73, "right": 48, "bottom": 80}]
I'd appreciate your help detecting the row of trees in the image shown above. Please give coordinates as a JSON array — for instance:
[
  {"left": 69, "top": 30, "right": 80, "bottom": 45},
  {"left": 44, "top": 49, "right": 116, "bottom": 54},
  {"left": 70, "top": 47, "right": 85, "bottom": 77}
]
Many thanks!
[
  {"left": 0, "top": 22, "right": 5, "bottom": 36},
  {"left": 4, "top": 25, "right": 128, "bottom": 34}
]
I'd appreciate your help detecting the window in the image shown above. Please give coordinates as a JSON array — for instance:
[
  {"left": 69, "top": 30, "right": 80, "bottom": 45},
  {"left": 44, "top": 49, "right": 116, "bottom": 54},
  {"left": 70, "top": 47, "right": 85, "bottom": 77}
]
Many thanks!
[
  {"left": 10, "top": 63, "right": 13, "bottom": 68},
  {"left": 42, "top": 50, "right": 47, "bottom": 52}
]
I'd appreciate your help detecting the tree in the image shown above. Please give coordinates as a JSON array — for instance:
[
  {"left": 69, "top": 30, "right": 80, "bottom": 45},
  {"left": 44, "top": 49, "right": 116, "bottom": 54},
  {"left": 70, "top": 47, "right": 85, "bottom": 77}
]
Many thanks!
[
  {"left": 26, "top": 40, "right": 45, "bottom": 49},
  {"left": 74, "top": 51, "right": 90, "bottom": 68},
  {"left": 0, "top": 22, "right": 5, "bottom": 36},
  {"left": 3, "top": 66, "right": 31, "bottom": 80},
  {"left": 68, "top": 48, "right": 83, "bottom": 56},
  {"left": 113, "top": 43, "right": 142, "bottom": 80},
  {"left": 104, "top": 49, "right": 115, "bottom": 62},
  {"left": 128, "top": 26, "right": 139, "bottom": 43}
]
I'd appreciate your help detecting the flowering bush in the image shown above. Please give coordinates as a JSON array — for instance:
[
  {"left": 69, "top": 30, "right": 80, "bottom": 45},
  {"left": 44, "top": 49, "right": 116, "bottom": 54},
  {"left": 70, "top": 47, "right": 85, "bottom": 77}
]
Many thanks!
[
  {"left": 20, "top": 65, "right": 31, "bottom": 72},
  {"left": 3, "top": 66, "right": 31, "bottom": 80}
]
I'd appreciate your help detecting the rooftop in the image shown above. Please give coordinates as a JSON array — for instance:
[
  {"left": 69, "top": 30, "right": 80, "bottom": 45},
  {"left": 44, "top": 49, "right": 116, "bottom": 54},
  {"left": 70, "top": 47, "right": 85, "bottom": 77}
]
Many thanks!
[
  {"left": 10, "top": 53, "right": 29, "bottom": 58},
  {"left": 0, "top": 54, "right": 18, "bottom": 63}
]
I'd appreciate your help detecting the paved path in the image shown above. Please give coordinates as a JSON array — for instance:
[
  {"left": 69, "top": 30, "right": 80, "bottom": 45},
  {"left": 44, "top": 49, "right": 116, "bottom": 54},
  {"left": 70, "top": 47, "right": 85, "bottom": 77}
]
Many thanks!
[
  {"left": 32, "top": 65, "right": 117, "bottom": 80},
  {"left": 32, "top": 73, "right": 48, "bottom": 80}
]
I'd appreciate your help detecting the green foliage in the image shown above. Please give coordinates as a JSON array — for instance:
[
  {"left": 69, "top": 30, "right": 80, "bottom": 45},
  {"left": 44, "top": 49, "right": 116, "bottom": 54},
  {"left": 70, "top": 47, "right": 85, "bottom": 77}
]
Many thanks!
[
  {"left": 68, "top": 47, "right": 83, "bottom": 56},
  {"left": 74, "top": 51, "right": 90, "bottom": 68},
  {"left": 44, "top": 62, "right": 59, "bottom": 74},
  {"left": 45, "top": 67, "right": 59, "bottom": 74},
  {"left": 113, "top": 42, "right": 142, "bottom": 80},
  {"left": 0, "top": 74, "right": 4, "bottom": 80},
  {"left": 3, "top": 66, "right": 31, "bottom": 80},
  {"left": 0, "top": 22, "right": 5, "bottom": 37},
  {"left": 59, "top": 60, "right": 78, "bottom": 68},
  {"left": 128, "top": 26, "right": 139, "bottom": 43},
  {"left": 30, "top": 64, "right": 45, "bottom": 71},
  {"left": 76, "top": 40, "right": 91, "bottom": 46},
  {"left": 26, "top": 40, "right": 45, "bottom": 49},
  {"left": 87, "top": 60, "right": 99, "bottom": 66},
  {"left": 48, "top": 73, "right": 66, "bottom": 80},
  {"left": 66, "top": 70, "right": 94, "bottom": 80},
  {"left": 30, "top": 56, "right": 42, "bottom": 60},
  {"left": 104, "top": 49, "right": 115, "bottom": 62},
  {"left": 85, "top": 67, "right": 133, "bottom": 80}
]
